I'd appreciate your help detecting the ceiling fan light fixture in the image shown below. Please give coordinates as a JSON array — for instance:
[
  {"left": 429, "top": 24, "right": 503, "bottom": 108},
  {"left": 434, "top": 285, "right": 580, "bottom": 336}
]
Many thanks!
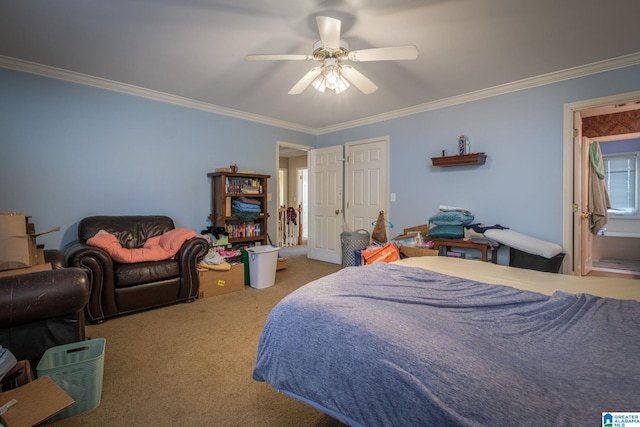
[
  {"left": 249, "top": 16, "right": 416, "bottom": 95},
  {"left": 312, "top": 59, "right": 350, "bottom": 94},
  {"left": 324, "top": 66, "right": 340, "bottom": 88},
  {"left": 311, "top": 74, "right": 326, "bottom": 93},
  {"left": 333, "top": 73, "right": 350, "bottom": 94}
]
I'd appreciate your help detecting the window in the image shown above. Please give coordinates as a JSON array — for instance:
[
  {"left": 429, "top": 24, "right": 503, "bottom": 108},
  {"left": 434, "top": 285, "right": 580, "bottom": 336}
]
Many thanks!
[{"left": 604, "top": 152, "right": 638, "bottom": 216}]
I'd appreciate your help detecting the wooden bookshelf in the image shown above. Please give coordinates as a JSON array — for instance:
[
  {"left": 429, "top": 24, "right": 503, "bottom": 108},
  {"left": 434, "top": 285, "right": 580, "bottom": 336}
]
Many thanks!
[{"left": 207, "top": 172, "right": 270, "bottom": 246}]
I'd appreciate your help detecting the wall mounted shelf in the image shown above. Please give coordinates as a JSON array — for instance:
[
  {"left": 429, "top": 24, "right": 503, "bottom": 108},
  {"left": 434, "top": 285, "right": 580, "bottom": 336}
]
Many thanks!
[{"left": 431, "top": 153, "right": 487, "bottom": 167}]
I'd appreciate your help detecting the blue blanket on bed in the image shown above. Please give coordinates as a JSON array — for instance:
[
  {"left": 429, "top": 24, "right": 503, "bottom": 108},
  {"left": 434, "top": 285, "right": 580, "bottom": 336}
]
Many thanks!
[{"left": 253, "top": 263, "right": 640, "bottom": 427}]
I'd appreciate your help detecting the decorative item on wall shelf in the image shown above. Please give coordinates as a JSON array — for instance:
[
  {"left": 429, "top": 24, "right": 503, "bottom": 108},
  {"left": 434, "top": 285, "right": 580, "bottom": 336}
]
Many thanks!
[
  {"left": 431, "top": 153, "right": 487, "bottom": 167},
  {"left": 214, "top": 164, "right": 239, "bottom": 173}
]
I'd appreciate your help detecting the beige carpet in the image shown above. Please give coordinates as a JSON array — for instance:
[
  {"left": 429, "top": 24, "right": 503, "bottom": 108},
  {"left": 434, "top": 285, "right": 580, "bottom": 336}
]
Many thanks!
[{"left": 50, "top": 247, "right": 346, "bottom": 427}]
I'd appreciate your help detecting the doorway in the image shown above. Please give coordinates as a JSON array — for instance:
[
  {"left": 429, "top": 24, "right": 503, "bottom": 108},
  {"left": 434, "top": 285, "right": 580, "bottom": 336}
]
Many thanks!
[
  {"left": 296, "top": 167, "right": 309, "bottom": 240},
  {"left": 307, "top": 138, "right": 389, "bottom": 264},
  {"left": 277, "top": 141, "right": 311, "bottom": 252},
  {"left": 563, "top": 91, "right": 640, "bottom": 277}
]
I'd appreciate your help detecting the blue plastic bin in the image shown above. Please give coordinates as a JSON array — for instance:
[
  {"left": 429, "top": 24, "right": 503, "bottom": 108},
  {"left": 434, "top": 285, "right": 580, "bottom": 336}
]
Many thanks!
[{"left": 36, "top": 338, "right": 106, "bottom": 420}]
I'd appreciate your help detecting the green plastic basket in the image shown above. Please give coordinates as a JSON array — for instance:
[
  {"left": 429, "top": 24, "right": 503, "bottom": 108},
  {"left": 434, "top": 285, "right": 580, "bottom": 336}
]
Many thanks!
[{"left": 36, "top": 338, "right": 106, "bottom": 421}]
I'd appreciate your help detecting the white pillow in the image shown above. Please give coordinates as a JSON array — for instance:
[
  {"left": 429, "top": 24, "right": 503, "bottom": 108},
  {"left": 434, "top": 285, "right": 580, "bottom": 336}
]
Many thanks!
[{"left": 484, "top": 229, "right": 563, "bottom": 259}]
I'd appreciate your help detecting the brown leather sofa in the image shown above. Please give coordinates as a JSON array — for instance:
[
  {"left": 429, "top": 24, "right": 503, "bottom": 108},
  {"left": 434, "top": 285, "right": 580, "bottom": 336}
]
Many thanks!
[
  {"left": 64, "top": 215, "right": 209, "bottom": 323},
  {"left": 0, "top": 250, "right": 90, "bottom": 367}
]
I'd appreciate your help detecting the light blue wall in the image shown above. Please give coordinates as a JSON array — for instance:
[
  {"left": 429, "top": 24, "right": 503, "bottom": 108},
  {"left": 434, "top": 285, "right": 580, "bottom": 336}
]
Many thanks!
[
  {"left": 2, "top": 64, "right": 639, "bottom": 253},
  {"left": 318, "top": 64, "right": 640, "bottom": 248},
  {"left": 0, "top": 68, "right": 315, "bottom": 249}
]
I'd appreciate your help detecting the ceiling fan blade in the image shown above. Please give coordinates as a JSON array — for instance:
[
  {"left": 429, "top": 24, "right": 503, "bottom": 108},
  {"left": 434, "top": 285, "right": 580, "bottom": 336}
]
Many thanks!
[
  {"left": 340, "top": 66, "right": 378, "bottom": 94},
  {"left": 246, "top": 54, "right": 314, "bottom": 61},
  {"left": 316, "top": 16, "right": 341, "bottom": 50},
  {"left": 348, "top": 45, "right": 418, "bottom": 62},
  {"left": 288, "top": 67, "right": 322, "bottom": 95}
]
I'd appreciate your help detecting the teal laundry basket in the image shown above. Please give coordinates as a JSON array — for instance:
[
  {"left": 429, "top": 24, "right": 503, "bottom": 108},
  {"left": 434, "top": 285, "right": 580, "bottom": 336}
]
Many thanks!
[{"left": 36, "top": 338, "right": 106, "bottom": 421}]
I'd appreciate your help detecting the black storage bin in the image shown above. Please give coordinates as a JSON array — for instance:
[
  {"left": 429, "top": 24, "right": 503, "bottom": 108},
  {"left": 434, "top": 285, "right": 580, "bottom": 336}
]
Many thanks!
[{"left": 509, "top": 247, "right": 565, "bottom": 273}]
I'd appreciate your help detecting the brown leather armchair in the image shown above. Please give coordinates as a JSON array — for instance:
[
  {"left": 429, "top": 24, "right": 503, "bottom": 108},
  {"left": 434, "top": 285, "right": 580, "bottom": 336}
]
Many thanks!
[
  {"left": 0, "top": 251, "right": 89, "bottom": 368},
  {"left": 64, "top": 215, "right": 209, "bottom": 323}
]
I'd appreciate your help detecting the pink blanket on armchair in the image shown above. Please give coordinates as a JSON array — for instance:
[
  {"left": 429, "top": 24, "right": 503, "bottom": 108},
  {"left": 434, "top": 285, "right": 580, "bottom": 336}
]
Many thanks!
[{"left": 87, "top": 228, "right": 197, "bottom": 263}]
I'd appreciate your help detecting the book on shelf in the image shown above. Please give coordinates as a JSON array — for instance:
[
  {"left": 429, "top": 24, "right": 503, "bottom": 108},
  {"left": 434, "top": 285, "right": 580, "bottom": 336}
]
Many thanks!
[
  {"left": 241, "top": 186, "right": 260, "bottom": 194},
  {"left": 225, "top": 177, "right": 263, "bottom": 194},
  {"left": 225, "top": 197, "right": 231, "bottom": 216},
  {"left": 226, "top": 222, "right": 261, "bottom": 239}
]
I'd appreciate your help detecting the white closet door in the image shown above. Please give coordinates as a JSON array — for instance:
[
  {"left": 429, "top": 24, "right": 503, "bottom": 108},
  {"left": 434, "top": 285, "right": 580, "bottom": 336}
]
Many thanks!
[
  {"left": 345, "top": 138, "right": 389, "bottom": 236},
  {"left": 308, "top": 145, "right": 344, "bottom": 264}
]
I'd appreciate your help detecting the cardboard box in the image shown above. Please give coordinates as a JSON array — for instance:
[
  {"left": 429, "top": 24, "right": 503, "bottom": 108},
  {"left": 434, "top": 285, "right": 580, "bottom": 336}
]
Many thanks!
[
  {"left": 198, "top": 264, "right": 245, "bottom": 298},
  {"left": 1, "top": 361, "right": 34, "bottom": 391},
  {"left": 0, "top": 262, "right": 52, "bottom": 278},
  {"left": 392, "top": 224, "right": 430, "bottom": 246},
  {"left": 276, "top": 258, "right": 287, "bottom": 271},
  {"left": 392, "top": 233, "right": 421, "bottom": 247},
  {"left": 403, "top": 224, "right": 429, "bottom": 241},
  {"left": 0, "top": 213, "right": 60, "bottom": 271},
  {"left": 392, "top": 224, "right": 437, "bottom": 258},
  {"left": 399, "top": 246, "right": 439, "bottom": 258},
  {"left": 0, "top": 376, "right": 74, "bottom": 427}
]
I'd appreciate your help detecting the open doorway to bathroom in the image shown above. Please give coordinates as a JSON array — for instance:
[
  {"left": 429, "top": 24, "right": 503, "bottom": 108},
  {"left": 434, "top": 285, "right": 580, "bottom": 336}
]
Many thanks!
[{"left": 573, "top": 99, "right": 640, "bottom": 279}]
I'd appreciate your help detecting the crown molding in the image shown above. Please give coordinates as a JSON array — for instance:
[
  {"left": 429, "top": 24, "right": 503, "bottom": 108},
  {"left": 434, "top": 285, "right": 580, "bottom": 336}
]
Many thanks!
[
  {"left": 2, "top": 52, "right": 639, "bottom": 136},
  {"left": 317, "top": 52, "right": 640, "bottom": 134},
  {"left": 0, "top": 55, "right": 316, "bottom": 135}
]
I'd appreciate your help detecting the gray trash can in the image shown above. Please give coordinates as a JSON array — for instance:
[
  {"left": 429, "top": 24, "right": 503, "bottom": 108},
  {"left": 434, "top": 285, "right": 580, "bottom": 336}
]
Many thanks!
[
  {"left": 341, "top": 229, "right": 370, "bottom": 267},
  {"left": 247, "top": 245, "right": 280, "bottom": 289}
]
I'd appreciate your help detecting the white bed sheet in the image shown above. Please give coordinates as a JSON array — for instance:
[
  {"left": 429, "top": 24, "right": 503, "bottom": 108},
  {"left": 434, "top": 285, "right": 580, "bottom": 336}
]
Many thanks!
[{"left": 394, "top": 256, "right": 640, "bottom": 301}]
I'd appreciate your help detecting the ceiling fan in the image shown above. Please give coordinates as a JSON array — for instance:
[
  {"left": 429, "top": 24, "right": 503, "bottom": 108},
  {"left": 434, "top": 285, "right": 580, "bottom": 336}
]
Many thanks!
[{"left": 246, "top": 16, "right": 418, "bottom": 95}]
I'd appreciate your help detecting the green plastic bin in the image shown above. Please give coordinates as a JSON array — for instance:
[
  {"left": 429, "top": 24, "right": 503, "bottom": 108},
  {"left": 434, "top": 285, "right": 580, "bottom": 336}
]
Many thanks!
[
  {"left": 241, "top": 248, "right": 250, "bottom": 285},
  {"left": 36, "top": 338, "right": 106, "bottom": 420}
]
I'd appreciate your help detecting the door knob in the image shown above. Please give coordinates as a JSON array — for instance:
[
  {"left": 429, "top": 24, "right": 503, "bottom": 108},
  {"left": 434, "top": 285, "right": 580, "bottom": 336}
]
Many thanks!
[{"left": 335, "top": 209, "right": 341, "bottom": 215}]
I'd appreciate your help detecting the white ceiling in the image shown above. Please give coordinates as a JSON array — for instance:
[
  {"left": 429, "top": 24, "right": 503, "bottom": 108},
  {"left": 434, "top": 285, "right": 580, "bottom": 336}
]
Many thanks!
[{"left": 1, "top": 0, "right": 639, "bottom": 132}]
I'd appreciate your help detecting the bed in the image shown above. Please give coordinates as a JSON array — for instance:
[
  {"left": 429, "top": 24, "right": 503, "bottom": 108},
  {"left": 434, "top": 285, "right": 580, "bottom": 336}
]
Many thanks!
[{"left": 252, "top": 256, "right": 640, "bottom": 426}]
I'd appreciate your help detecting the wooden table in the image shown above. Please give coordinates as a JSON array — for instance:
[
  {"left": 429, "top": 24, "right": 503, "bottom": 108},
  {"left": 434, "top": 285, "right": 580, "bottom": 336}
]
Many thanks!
[{"left": 430, "top": 238, "right": 498, "bottom": 263}]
